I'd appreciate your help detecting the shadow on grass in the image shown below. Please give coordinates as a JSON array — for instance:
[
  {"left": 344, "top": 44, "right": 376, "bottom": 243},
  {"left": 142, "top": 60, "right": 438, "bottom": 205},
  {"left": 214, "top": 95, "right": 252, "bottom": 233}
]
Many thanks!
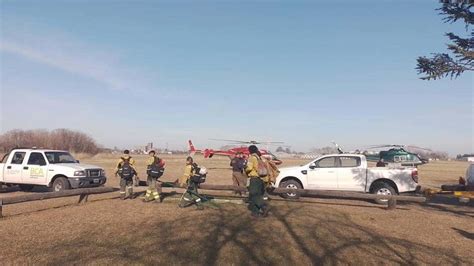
[
  {"left": 452, "top": 228, "right": 474, "bottom": 241},
  {"left": 420, "top": 195, "right": 474, "bottom": 218},
  {"left": 22, "top": 202, "right": 470, "bottom": 265},
  {"left": 0, "top": 186, "right": 19, "bottom": 193}
]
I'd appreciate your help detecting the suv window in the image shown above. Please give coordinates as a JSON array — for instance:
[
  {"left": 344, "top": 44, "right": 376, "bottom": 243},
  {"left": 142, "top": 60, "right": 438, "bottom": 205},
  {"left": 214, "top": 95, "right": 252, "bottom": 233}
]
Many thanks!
[
  {"left": 11, "top": 152, "right": 26, "bottom": 164},
  {"left": 45, "top": 152, "right": 77, "bottom": 164},
  {"left": 316, "top": 157, "right": 336, "bottom": 168},
  {"left": 27, "top": 152, "right": 47, "bottom": 166},
  {"left": 339, "top": 156, "right": 361, "bottom": 167}
]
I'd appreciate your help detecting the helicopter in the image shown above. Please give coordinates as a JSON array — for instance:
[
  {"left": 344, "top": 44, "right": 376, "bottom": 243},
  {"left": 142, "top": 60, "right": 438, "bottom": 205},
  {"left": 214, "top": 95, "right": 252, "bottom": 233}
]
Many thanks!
[
  {"left": 188, "top": 139, "right": 283, "bottom": 165},
  {"left": 363, "top": 145, "right": 430, "bottom": 166},
  {"left": 332, "top": 142, "right": 430, "bottom": 166}
]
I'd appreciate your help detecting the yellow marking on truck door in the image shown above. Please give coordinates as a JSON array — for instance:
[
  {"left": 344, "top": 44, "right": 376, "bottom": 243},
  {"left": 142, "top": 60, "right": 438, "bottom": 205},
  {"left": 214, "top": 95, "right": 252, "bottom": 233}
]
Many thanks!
[{"left": 30, "top": 167, "right": 45, "bottom": 178}]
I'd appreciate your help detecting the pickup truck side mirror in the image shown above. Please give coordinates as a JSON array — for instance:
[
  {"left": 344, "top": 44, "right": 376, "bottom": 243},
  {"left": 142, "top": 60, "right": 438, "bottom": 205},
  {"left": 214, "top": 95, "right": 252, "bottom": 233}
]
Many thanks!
[
  {"left": 76, "top": 160, "right": 80, "bottom": 163},
  {"left": 309, "top": 163, "right": 317, "bottom": 170}
]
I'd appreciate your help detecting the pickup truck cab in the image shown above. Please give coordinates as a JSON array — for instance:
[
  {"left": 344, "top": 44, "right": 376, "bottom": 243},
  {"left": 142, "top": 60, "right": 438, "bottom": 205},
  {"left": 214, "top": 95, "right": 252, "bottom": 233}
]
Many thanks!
[
  {"left": 0, "top": 149, "right": 107, "bottom": 192},
  {"left": 275, "top": 154, "right": 420, "bottom": 203}
]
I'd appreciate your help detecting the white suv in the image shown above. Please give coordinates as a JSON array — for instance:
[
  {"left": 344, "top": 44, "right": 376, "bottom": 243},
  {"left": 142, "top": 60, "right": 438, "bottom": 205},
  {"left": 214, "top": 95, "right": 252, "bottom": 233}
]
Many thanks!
[{"left": 0, "top": 149, "right": 107, "bottom": 191}]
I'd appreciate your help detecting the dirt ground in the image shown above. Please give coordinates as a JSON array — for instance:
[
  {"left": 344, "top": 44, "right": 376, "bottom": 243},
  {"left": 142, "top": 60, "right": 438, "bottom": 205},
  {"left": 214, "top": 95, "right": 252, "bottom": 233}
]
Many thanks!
[{"left": 0, "top": 154, "right": 473, "bottom": 265}]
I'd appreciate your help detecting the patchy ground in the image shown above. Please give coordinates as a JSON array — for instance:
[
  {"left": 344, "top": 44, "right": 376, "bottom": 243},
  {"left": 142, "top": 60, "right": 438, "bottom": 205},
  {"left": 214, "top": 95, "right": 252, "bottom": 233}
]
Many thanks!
[{"left": 0, "top": 155, "right": 472, "bottom": 265}]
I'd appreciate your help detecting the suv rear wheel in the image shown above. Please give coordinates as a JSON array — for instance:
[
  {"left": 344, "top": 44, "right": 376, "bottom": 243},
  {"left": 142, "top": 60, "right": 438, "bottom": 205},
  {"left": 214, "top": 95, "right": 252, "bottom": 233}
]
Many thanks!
[
  {"left": 371, "top": 181, "right": 397, "bottom": 205},
  {"left": 279, "top": 179, "right": 302, "bottom": 199}
]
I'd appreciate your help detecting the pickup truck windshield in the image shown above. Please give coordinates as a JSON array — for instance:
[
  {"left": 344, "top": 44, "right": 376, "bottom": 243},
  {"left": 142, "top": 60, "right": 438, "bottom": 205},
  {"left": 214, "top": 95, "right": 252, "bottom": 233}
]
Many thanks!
[{"left": 45, "top": 152, "right": 77, "bottom": 164}]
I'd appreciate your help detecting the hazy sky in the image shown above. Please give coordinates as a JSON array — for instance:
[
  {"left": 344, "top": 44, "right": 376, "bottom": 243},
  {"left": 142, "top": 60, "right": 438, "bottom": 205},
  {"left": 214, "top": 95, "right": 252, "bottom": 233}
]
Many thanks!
[{"left": 1, "top": 0, "right": 472, "bottom": 155}]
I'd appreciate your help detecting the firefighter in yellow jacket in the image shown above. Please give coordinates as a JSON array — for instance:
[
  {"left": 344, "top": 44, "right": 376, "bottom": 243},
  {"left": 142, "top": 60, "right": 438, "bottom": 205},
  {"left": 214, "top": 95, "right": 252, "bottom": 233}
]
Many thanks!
[
  {"left": 115, "top": 150, "right": 139, "bottom": 187},
  {"left": 115, "top": 150, "right": 136, "bottom": 171},
  {"left": 246, "top": 145, "right": 269, "bottom": 218},
  {"left": 144, "top": 150, "right": 165, "bottom": 202},
  {"left": 176, "top": 156, "right": 195, "bottom": 187},
  {"left": 115, "top": 150, "right": 137, "bottom": 199}
]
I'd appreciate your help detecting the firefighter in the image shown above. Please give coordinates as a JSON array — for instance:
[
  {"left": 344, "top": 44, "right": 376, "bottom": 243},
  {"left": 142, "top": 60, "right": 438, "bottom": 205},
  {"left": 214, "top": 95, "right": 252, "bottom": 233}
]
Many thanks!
[
  {"left": 376, "top": 158, "right": 386, "bottom": 167},
  {"left": 245, "top": 145, "right": 269, "bottom": 218},
  {"left": 115, "top": 150, "right": 137, "bottom": 200},
  {"left": 261, "top": 155, "right": 280, "bottom": 200},
  {"left": 230, "top": 152, "right": 247, "bottom": 196},
  {"left": 178, "top": 156, "right": 206, "bottom": 209},
  {"left": 115, "top": 150, "right": 139, "bottom": 186},
  {"left": 144, "top": 150, "right": 165, "bottom": 203},
  {"left": 177, "top": 156, "right": 195, "bottom": 187}
]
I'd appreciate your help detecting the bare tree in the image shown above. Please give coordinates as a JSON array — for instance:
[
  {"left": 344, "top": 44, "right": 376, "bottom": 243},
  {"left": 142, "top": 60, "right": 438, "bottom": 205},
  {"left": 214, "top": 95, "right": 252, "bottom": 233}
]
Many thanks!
[{"left": 0, "top": 129, "right": 99, "bottom": 154}]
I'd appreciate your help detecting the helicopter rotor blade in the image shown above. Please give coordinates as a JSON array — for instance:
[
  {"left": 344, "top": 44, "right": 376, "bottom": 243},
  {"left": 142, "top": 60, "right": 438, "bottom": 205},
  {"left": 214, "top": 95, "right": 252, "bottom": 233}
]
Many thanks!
[
  {"left": 405, "top": 145, "right": 432, "bottom": 152},
  {"left": 209, "top": 139, "right": 285, "bottom": 145},
  {"left": 209, "top": 139, "right": 251, "bottom": 144},
  {"left": 367, "top": 144, "right": 404, "bottom": 149}
]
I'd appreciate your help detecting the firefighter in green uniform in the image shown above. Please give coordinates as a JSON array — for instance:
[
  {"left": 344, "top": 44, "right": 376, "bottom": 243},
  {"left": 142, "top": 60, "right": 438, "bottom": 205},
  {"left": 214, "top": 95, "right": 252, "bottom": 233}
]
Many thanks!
[
  {"left": 245, "top": 145, "right": 269, "bottom": 218},
  {"left": 178, "top": 156, "right": 206, "bottom": 209},
  {"left": 144, "top": 150, "right": 165, "bottom": 202},
  {"left": 115, "top": 150, "right": 137, "bottom": 200}
]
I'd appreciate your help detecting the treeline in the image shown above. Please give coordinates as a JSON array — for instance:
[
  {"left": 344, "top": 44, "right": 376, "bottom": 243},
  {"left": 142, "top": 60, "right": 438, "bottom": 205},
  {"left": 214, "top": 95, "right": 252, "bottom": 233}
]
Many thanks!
[
  {"left": 416, "top": 150, "right": 449, "bottom": 160},
  {"left": 0, "top": 129, "right": 100, "bottom": 154},
  {"left": 310, "top": 146, "right": 338, "bottom": 155}
]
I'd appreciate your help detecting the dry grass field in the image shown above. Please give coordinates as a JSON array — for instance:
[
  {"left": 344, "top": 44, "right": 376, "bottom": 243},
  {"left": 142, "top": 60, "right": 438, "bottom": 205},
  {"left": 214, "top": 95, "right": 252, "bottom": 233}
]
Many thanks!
[{"left": 0, "top": 154, "right": 472, "bottom": 265}]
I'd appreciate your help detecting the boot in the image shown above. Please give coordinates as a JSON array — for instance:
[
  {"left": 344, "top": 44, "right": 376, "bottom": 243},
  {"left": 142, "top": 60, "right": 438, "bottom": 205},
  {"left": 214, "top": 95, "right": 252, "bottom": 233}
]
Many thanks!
[
  {"left": 127, "top": 187, "right": 133, "bottom": 200},
  {"left": 153, "top": 193, "right": 161, "bottom": 203},
  {"left": 143, "top": 196, "right": 153, "bottom": 202},
  {"left": 144, "top": 190, "right": 152, "bottom": 202},
  {"left": 260, "top": 205, "right": 270, "bottom": 217},
  {"left": 120, "top": 193, "right": 126, "bottom": 200},
  {"left": 263, "top": 191, "right": 269, "bottom": 201}
]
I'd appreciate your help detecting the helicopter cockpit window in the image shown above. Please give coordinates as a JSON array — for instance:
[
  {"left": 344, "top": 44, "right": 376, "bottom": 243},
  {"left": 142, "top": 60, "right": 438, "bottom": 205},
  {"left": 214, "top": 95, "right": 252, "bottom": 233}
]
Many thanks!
[{"left": 394, "top": 155, "right": 407, "bottom": 162}]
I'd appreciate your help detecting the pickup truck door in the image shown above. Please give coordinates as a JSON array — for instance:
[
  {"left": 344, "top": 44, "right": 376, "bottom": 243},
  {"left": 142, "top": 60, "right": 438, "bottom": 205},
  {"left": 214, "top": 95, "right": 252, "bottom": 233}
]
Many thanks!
[
  {"left": 336, "top": 156, "right": 365, "bottom": 191},
  {"left": 22, "top": 152, "right": 49, "bottom": 185},
  {"left": 3, "top": 151, "right": 27, "bottom": 183},
  {"left": 307, "top": 156, "right": 338, "bottom": 189}
]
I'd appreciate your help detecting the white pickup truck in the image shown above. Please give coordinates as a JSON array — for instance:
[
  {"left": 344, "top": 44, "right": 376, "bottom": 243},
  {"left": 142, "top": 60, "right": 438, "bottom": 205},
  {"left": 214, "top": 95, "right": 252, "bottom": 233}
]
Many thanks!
[
  {"left": 275, "top": 154, "right": 420, "bottom": 203},
  {"left": 0, "top": 148, "right": 107, "bottom": 192}
]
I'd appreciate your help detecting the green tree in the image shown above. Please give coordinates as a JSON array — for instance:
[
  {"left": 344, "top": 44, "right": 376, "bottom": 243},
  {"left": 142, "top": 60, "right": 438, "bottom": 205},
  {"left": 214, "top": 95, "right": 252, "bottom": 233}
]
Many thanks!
[{"left": 416, "top": 0, "right": 473, "bottom": 80}]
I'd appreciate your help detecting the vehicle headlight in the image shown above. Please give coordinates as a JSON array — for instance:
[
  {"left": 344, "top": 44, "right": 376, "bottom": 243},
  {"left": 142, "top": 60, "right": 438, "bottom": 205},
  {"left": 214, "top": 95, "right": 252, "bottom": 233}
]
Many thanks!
[
  {"left": 74, "top": 170, "right": 86, "bottom": 176},
  {"left": 101, "top": 170, "right": 106, "bottom": 176}
]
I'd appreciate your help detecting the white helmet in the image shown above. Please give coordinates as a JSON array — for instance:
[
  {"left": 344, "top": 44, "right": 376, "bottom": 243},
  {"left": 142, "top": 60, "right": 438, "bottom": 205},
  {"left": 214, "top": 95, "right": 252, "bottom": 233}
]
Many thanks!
[{"left": 199, "top": 167, "right": 208, "bottom": 175}]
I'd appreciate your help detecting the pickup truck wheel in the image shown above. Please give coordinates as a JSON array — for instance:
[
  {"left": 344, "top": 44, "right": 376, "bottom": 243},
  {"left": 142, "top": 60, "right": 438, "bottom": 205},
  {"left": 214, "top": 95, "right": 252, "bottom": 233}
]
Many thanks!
[
  {"left": 279, "top": 179, "right": 302, "bottom": 199},
  {"left": 371, "top": 182, "right": 396, "bottom": 205},
  {"left": 52, "top": 177, "right": 71, "bottom": 192},
  {"left": 19, "top": 184, "right": 35, "bottom": 192}
]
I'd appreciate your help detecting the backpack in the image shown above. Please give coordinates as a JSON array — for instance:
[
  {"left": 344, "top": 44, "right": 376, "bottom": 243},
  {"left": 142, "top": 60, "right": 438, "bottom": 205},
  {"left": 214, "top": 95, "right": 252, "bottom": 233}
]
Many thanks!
[
  {"left": 190, "top": 163, "right": 207, "bottom": 184},
  {"left": 231, "top": 157, "right": 245, "bottom": 172},
  {"left": 256, "top": 155, "right": 269, "bottom": 178},
  {"left": 148, "top": 157, "right": 165, "bottom": 178},
  {"left": 119, "top": 157, "right": 134, "bottom": 179}
]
